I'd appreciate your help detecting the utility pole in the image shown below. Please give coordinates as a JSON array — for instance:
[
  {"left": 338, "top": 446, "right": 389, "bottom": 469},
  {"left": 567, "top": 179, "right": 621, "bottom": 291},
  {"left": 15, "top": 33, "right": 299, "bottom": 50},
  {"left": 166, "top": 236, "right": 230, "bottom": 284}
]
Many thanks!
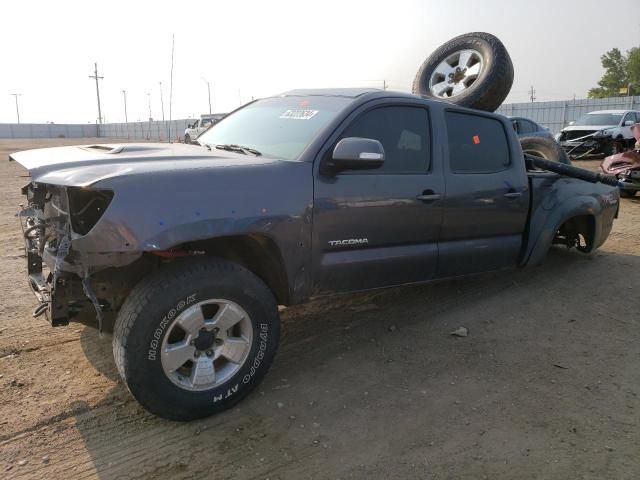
[
  {"left": 89, "top": 63, "right": 104, "bottom": 124},
  {"left": 122, "top": 89, "right": 129, "bottom": 139},
  {"left": 168, "top": 34, "right": 175, "bottom": 143},
  {"left": 9, "top": 93, "right": 21, "bottom": 123},
  {"left": 147, "top": 92, "right": 152, "bottom": 121},
  {"left": 146, "top": 92, "right": 152, "bottom": 140},
  {"left": 202, "top": 77, "right": 212, "bottom": 114},
  {"left": 383, "top": 80, "right": 387, "bottom": 90},
  {"left": 528, "top": 85, "right": 536, "bottom": 103},
  {"left": 159, "top": 82, "right": 165, "bottom": 122},
  {"left": 121, "top": 90, "right": 128, "bottom": 123}
]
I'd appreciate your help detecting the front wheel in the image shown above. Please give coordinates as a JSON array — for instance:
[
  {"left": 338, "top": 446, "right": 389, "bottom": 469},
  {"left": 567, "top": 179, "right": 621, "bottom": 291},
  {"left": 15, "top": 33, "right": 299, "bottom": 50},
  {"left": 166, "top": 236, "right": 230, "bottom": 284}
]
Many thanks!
[{"left": 113, "top": 258, "right": 280, "bottom": 421}]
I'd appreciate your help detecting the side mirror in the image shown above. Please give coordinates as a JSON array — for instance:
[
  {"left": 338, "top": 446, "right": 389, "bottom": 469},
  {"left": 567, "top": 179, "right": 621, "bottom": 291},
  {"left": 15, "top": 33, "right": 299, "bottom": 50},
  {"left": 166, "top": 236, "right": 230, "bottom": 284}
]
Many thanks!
[
  {"left": 568, "top": 121, "right": 575, "bottom": 126},
  {"left": 624, "top": 120, "right": 635, "bottom": 126},
  {"left": 187, "top": 123, "right": 193, "bottom": 129},
  {"left": 323, "top": 137, "right": 385, "bottom": 175}
]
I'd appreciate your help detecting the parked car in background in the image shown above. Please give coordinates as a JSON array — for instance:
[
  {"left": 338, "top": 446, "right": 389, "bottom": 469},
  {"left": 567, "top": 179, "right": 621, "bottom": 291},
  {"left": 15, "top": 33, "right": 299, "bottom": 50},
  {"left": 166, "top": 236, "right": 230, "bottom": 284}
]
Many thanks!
[
  {"left": 556, "top": 110, "right": 640, "bottom": 158},
  {"left": 184, "top": 113, "right": 226, "bottom": 144},
  {"left": 509, "top": 116, "right": 553, "bottom": 140}
]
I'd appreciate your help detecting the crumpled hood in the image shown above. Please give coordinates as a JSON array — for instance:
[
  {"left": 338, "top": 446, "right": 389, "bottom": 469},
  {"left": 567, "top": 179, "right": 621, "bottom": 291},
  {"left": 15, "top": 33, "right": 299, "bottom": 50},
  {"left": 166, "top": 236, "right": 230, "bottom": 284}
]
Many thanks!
[{"left": 9, "top": 142, "right": 285, "bottom": 186}]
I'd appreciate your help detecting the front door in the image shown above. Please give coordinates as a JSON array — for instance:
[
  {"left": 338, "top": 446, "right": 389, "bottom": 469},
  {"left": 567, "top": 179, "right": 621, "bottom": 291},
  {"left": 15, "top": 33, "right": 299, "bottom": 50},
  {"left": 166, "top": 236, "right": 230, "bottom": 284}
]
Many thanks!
[{"left": 312, "top": 103, "right": 444, "bottom": 295}]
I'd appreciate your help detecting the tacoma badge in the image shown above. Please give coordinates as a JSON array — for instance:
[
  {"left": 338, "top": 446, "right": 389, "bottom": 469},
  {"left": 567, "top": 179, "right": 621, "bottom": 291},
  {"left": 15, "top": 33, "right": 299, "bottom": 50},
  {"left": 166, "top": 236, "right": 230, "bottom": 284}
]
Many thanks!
[{"left": 328, "top": 238, "right": 369, "bottom": 247}]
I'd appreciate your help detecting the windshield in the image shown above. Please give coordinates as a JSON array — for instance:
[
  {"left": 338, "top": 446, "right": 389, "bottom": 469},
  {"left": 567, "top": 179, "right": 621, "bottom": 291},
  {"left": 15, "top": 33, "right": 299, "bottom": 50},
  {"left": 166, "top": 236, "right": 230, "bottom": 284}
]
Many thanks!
[
  {"left": 198, "top": 96, "right": 352, "bottom": 160},
  {"left": 573, "top": 113, "right": 622, "bottom": 126}
]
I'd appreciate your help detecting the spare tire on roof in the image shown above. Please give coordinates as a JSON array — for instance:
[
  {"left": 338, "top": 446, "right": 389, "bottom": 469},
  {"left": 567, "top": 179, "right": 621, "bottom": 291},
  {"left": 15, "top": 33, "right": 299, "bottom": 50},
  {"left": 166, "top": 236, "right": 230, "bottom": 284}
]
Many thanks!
[{"left": 412, "top": 32, "right": 514, "bottom": 112}]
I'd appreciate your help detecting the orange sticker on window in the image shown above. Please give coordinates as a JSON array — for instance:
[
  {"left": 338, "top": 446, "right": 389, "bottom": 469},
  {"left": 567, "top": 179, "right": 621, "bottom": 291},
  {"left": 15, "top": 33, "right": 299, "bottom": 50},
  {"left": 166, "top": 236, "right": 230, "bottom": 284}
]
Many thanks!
[
  {"left": 299, "top": 100, "right": 310, "bottom": 107},
  {"left": 473, "top": 135, "right": 481, "bottom": 144}
]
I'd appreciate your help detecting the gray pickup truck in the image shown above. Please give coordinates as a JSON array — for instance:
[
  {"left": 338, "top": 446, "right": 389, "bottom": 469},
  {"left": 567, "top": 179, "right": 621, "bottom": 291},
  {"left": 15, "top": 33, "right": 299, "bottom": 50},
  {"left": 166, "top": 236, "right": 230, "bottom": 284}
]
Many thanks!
[{"left": 11, "top": 88, "right": 619, "bottom": 420}]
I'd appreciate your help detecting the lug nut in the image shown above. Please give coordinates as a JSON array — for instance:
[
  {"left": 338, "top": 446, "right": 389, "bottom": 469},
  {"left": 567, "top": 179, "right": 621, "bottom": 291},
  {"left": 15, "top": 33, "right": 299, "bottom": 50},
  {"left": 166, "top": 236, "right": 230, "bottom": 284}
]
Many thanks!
[
  {"left": 194, "top": 351, "right": 200, "bottom": 358},
  {"left": 190, "top": 340, "right": 195, "bottom": 346},
  {"left": 206, "top": 350, "right": 213, "bottom": 357},
  {"left": 215, "top": 338, "right": 223, "bottom": 345},
  {"left": 213, "top": 327, "right": 219, "bottom": 333}
]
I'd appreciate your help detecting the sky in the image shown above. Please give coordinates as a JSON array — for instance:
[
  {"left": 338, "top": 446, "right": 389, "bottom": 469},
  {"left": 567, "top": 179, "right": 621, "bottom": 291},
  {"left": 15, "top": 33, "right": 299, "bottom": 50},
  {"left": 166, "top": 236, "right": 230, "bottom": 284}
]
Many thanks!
[{"left": 1, "top": 0, "right": 639, "bottom": 124}]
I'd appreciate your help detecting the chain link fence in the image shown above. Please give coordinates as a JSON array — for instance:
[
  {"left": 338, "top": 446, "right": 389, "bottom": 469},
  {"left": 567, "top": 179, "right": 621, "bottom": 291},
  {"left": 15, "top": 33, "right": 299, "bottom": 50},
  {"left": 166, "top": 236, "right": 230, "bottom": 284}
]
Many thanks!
[
  {"left": 98, "top": 119, "right": 192, "bottom": 141},
  {"left": 0, "top": 119, "right": 192, "bottom": 141},
  {"left": 0, "top": 123, "right": 98, "bottom": 139}
]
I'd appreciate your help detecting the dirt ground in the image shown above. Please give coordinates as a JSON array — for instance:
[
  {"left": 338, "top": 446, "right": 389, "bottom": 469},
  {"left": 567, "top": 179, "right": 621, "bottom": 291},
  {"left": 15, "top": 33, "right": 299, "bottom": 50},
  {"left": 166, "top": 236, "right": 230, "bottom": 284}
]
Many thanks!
[{"left": 0, "top": 138, "right": 639, "bottom": 479}]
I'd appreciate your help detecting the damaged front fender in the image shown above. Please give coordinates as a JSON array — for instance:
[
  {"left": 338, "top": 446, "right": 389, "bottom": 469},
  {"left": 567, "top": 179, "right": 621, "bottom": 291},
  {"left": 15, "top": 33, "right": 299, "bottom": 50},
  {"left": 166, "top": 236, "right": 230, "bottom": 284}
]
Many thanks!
[{"left": 18, "top": 182, "right": 142, "bottom": 327}]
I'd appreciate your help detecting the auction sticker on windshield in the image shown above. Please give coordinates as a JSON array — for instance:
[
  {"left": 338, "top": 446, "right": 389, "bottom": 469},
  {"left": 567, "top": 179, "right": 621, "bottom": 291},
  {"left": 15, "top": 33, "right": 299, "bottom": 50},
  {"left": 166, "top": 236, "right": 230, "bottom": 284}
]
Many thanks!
[{"left": 280, "top": 109, "right": 318, "bottom": 120}]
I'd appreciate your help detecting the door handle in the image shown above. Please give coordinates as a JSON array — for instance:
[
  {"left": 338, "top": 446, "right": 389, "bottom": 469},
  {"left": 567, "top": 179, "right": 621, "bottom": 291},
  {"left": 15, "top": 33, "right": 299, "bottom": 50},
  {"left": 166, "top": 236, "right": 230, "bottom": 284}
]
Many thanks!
[
  {"left": 503, "top": 192, "right": 522, "bottom": 199},
  {"left": 416, "top": 190, "right": 441, "bottom": 202}
]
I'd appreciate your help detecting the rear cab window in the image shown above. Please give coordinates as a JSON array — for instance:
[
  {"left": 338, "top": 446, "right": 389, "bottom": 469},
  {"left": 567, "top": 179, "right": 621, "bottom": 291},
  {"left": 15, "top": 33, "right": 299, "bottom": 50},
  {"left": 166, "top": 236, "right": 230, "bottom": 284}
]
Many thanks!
[{"left": 445, "top": 111, "right": 510, "bottom": 173}]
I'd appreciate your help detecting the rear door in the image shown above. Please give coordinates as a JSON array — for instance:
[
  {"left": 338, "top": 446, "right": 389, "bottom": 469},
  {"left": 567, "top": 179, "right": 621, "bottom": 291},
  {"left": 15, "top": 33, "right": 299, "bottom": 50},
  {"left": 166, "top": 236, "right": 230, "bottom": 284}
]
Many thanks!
[
  {"left": 312, "top": 101, "right": 444, "bottom": 294},
  {"left": 438, "top": 110, "right": 529, "bottom": 277}
]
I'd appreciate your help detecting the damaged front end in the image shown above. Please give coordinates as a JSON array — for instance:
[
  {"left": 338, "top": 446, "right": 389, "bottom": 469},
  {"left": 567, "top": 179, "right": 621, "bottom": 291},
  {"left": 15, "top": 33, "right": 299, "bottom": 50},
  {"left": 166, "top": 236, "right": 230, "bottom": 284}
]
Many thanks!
[
  {"left": 558, "top": 129, "right": 621, "bottom": 159},
  {"left": 19, "top": 182, "right": 118, "bottom": 327}
]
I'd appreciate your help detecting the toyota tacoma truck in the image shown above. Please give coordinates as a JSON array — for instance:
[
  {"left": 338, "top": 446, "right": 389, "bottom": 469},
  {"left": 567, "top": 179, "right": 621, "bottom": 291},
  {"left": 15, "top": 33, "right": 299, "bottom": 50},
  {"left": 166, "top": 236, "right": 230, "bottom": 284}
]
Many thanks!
[{"left": 11, "top": 88, "right": 620, "bottom": 420}]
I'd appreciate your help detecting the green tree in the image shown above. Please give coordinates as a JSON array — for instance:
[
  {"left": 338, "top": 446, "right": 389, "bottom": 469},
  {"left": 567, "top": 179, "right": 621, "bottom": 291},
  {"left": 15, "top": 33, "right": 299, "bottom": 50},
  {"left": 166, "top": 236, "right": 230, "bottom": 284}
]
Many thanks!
[
  {"left": 589, "top": 48, "right": 627, "bottom": 98},
  {"left": 627, "top": 47, "right": 640, "bottom": 95}
]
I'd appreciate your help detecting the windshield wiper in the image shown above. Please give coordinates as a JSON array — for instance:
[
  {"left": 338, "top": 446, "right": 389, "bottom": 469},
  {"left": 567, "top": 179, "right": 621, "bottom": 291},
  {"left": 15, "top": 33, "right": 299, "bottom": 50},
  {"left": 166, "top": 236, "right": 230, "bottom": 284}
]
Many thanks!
[{"left": 214, "top": 144, "right": 262, "bottom": 156}]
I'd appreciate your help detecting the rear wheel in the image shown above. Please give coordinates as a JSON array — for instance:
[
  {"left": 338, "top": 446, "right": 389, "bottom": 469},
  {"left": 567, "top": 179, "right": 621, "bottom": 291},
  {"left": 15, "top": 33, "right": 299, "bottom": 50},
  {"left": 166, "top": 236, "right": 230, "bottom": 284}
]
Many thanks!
[
  {"left": 113, "top": 258, "right": 280, "bottom": 421},
  {"left": 520, "top": 136, "right": 571, "bottom": 165},
  {"left": 184, "top": 134, "right": 191, "bottom": 144}
]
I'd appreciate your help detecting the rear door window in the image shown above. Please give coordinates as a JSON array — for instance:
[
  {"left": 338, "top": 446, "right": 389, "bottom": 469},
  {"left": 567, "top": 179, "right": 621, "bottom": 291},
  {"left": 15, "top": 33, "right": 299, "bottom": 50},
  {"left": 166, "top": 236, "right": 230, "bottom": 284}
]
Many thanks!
[{"left": 446, "top": 111, "right": 510, "bottom": 173}]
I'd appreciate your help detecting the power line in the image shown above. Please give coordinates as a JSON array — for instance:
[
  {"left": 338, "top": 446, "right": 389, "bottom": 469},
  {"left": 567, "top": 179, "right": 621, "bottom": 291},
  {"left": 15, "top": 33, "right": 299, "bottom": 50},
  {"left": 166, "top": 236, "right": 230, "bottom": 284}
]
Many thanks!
[
  {"left": 9, "top": 93, "right": 21, "bottom": 123},
  {"left": 89, "top": 63, "right": 104, "bottom": 124}
]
